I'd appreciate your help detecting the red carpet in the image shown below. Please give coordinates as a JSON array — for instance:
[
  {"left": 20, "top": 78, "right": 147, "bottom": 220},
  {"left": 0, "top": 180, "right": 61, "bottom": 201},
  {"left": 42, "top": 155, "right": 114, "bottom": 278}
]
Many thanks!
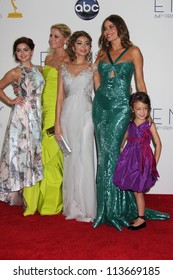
[{"left": 0, "top": 194, "right": 172, "bottom": 260}]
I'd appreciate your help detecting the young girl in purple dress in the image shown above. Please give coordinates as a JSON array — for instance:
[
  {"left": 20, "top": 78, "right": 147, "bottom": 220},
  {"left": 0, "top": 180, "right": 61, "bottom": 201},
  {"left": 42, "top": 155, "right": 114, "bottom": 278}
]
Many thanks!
[{"left": 113, "top": 92, "right": 161, "bottom": 230}]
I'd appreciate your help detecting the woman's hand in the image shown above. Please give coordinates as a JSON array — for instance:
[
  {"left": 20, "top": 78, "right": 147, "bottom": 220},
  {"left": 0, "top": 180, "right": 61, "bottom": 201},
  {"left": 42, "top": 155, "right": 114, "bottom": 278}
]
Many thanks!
[
  {"left": 12, "top": 83, "right": 19, "bottom": 96},
  {"left": 55, "top": 122, "right": 63, "bottom": 142},
  {"left": 8, "top": 96, "right": 24, "bottom": 107}
]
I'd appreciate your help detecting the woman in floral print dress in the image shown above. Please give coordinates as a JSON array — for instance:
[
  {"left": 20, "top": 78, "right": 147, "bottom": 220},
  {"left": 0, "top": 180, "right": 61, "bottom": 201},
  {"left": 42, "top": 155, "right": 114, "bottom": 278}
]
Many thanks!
[{"left": 0, "top": 37, "right": 45, "bottom": 206}]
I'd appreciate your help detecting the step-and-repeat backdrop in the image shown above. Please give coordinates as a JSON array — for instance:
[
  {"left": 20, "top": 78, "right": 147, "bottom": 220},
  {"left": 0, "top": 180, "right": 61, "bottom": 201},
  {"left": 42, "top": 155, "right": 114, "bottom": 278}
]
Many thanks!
[{"left": 0, "top": 0, "right": 172, "bottom": 194}]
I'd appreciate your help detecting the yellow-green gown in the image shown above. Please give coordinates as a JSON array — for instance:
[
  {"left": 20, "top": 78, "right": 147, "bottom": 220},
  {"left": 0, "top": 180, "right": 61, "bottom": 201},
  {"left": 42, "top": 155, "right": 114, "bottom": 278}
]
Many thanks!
[{"left": 23, "top": 66, "right": 63, "bottom": 215}]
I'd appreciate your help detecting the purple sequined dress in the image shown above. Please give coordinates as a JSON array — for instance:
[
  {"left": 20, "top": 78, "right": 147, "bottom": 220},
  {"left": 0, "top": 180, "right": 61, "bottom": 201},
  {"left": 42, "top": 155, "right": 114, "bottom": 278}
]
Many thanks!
[{"left": 113, "top": 121, "right": 159, "bottom": 192}]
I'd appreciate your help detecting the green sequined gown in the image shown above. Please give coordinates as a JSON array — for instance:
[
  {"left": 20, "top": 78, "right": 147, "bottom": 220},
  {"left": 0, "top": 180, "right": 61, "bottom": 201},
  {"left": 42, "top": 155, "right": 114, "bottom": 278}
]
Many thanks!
[{"left": 92, "top": 49, "right": 170, "bottom": 230}]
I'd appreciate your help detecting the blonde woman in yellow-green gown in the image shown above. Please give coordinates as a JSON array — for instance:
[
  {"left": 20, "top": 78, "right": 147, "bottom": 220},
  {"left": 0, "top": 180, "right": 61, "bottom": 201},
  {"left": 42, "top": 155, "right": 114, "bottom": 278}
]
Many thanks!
[{"left": 23, "top": 24, "right": 71, "bottom": 215}]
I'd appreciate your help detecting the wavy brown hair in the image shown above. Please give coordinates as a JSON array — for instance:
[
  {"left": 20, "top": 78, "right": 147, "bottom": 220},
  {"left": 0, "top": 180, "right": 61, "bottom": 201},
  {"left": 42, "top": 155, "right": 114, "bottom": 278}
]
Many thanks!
[
  {"left": 67, "top": 30, "right": 92, "bottom": 62},
  {"left": 98, "top": 14, "right": 133, "bottom": 52}
]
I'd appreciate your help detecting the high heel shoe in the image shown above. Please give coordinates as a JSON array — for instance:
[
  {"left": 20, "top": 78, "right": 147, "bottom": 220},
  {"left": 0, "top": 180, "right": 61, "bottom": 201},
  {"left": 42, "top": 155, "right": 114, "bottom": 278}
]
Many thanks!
[{"left": 128, "top": 215, "right": 146, "bottom": 231}]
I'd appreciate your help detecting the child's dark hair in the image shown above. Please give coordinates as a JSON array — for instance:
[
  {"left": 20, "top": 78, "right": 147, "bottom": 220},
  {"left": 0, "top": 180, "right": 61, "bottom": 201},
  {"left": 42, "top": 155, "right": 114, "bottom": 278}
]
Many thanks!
[
  {"left": 129, "top": 92, "right": 151, "bottom": 120},
  {"left": 13, "top": 37, "right": 35, "bottom": 62}
]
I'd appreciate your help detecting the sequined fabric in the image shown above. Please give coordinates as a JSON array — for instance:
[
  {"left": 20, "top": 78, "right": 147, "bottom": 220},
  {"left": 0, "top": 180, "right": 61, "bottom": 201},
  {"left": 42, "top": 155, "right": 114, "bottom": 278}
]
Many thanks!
[{"left": 92, "top": 50, "right": 170, "bottom": 230}]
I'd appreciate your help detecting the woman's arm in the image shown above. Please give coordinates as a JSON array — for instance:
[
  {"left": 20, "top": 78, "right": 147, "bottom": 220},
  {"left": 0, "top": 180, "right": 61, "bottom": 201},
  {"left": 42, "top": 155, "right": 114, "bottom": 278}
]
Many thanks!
[
  {"left": 55, "top": 69, "right": 64, "bottom": 140},
  {"left": 37, "top": 65, "right": 43, "bottom": 73},
  {"left": 93, "top": 50, "right": 105, "bottom": 92},
  {"left": 0, "top": 68, "right": 23, "bottom": 106},
  {"left": 131, "top": 46, "right": 147, "bottom": 93},
  {"left": 93, "top": 69, "right": 100, "bottom": 91}
]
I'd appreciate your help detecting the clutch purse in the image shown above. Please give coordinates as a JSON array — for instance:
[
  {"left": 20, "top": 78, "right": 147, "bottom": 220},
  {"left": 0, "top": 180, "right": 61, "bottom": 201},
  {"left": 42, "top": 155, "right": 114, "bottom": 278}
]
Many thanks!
[
  {"left": 54, "top": 134, "right": 72, "bottom": 157},
  {"left": 46, "top": 126, "right": 55, "bottom": 136},
  {"left": 46, "top": 126, "right": 71, "bottom": 156}
]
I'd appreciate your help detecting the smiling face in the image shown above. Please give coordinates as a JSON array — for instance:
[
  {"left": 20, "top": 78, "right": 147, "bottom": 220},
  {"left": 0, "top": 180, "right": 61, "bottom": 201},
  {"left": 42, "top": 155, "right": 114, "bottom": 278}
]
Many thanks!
[
  {"left": 103, "top": 20, "right": 119, "bottom": 42},
  {"left": 73, "top": 36, "right": 91, "bottom": 57},
  {"left": 15, "top": 43, "right": 33, "bottom": 63},
  {"left": 132, "top": 101, "right": 149, "bottom": 121},
  {"left": 49, "top": 28, "right": 66, "bottom": 50}
]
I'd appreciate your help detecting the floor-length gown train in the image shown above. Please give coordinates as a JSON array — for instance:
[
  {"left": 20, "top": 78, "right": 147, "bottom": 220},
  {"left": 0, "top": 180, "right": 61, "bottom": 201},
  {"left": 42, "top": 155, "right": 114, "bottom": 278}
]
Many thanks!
[
  {"left": 92, "top": 49, "right": 169, "bottom": 230},
  {"left": 60, "top": 64, "right": 97, "bottom": 222},
  {"left": 23, "top": 66, "right": 63, "bottom": 215}
]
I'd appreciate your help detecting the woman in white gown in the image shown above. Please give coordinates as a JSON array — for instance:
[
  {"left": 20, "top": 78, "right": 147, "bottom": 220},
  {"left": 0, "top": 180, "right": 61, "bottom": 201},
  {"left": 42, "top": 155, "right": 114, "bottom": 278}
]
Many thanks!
[{"left": 55, "top": 31, "right": 100, "bottom": 222}]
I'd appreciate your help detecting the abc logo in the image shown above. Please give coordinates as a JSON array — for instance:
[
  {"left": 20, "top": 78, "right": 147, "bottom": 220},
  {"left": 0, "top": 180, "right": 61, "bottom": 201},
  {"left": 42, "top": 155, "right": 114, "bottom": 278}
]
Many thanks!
[{"left": 75, "top": 0, "right": 100, "bottom": 20}]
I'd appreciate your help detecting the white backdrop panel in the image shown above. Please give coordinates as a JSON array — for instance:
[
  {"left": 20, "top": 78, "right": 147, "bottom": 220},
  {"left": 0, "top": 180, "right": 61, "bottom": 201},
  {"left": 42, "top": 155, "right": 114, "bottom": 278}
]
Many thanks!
[{"left": 0, "top": 0, "right": 172, "bottom": 193}]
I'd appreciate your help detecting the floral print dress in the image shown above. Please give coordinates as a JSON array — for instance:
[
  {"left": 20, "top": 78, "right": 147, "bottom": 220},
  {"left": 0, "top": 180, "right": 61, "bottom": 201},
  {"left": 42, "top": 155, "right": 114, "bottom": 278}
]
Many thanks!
[{"left": 0, "top": 65, "right": 45, "bottom": 205}]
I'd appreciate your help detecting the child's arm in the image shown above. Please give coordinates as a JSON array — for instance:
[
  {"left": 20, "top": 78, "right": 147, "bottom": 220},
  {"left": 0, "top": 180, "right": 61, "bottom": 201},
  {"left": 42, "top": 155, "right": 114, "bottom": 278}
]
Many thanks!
[
  {"left": 150, "top": 122, "right": 162, "bottom": 164},
  {"left": 120, "top": 130, "right": 128, "bottom": 153}
]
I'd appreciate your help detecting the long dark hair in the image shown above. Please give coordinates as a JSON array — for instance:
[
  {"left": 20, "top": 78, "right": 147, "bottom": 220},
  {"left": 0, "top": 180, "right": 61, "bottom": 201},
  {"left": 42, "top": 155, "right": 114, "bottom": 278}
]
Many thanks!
[
  {"left": 98, "top": 14, "right": 133, "bottom": 51},
  {"left": 13, "top": 37, "right": 35, "bottom": 62},
  {"left": 67, "top": 30, "right": 92, "bottom": 62},
  {"left": 129, "top": 92, "right": 151, "bottom": 120}
]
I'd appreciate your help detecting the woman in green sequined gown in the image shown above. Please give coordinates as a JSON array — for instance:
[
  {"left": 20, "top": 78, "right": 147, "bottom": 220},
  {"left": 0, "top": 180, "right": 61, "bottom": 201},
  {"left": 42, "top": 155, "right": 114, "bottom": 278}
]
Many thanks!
[
  {"left": 23, "top": 24, "right": 71, "bottom": 215},
  {"left": 92, "top": 15, "right": 169, "bottom": 230}
]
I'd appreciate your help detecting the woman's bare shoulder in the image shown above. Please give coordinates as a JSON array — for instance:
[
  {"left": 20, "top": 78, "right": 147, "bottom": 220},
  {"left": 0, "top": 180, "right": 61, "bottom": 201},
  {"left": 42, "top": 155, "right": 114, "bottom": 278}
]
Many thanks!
[
  {"left": 0, "top": 66, "right": 21, "bottom": 86},
  {"left": 45, "top": 54, "right": 52, "bottom": 64},
  {"left": 128, "top": 45, "right": 142, "bottom": 55},
  {"left": 8, "top": 66, "right": 21, "bottom": 78}
]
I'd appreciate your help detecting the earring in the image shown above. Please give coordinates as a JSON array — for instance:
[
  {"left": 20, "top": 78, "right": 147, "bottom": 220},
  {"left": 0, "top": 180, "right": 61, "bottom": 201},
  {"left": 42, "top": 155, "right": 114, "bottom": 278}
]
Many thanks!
[
  {"left": 106, "top": 40, "right": 109, "bottom": 47},
  {"left": 121, "top": 39, "right": 124, "bottom": 47},
  {"left": 64, "top": 43, "right": 67, "bottom": 50}
]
